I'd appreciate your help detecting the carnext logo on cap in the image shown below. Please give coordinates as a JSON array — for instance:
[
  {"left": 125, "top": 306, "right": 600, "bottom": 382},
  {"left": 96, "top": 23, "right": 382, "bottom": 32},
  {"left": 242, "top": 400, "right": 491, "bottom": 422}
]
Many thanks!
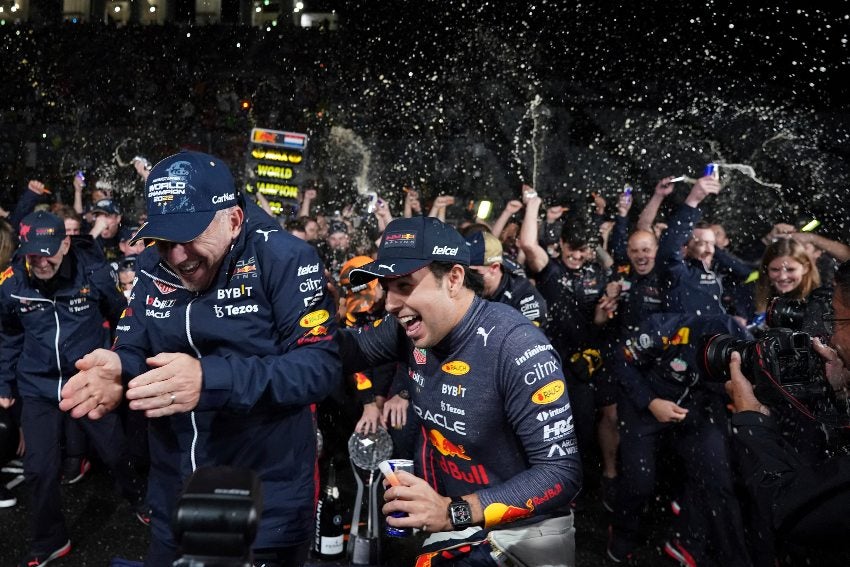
[
  {"left": 384, "top": 231, "right": 417, "bottom": 248},
  {"left": 432, "top": 246, "right": 458, "bottom": 256},
  {"left": 212, "top": 193, "right": 235, "bottom": 204}
]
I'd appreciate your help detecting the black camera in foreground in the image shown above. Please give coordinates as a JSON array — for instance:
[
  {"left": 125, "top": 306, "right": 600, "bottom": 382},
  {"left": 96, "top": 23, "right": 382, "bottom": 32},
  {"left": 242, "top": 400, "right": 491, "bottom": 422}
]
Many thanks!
[
  {"left": 173, "top": 466, "right": 263, "bottom": 567},
  {"left": 699, "top": 327, "right": 847, "bottom": 426},
  {"left": 700, "top": 328, "right": 822, "bottom": 388},
  {"left": 765, "top": 286, "right": 833, "bottom": 336}
]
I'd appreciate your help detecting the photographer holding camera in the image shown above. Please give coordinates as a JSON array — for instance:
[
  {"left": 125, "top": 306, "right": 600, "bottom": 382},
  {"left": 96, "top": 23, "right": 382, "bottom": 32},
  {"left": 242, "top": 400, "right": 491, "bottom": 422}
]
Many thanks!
[{"left": 726, "top": 260, "right": 850, "bottom": 562}]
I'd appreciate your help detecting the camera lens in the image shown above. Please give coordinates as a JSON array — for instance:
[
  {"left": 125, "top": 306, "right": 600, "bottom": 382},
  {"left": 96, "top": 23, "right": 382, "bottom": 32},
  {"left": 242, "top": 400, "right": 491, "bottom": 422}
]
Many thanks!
[
  {"left": 766, "top": 296, "right": 806, "bottom": 330},
  {"left": 698, "top": 333, "right": 756, "bottom": 383}
]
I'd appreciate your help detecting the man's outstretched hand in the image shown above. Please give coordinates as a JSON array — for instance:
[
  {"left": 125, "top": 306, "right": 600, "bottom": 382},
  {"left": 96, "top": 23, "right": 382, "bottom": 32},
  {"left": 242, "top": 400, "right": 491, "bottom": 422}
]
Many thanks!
[{"left": 60, "top": 349, "right": 124, "bottom": 419}]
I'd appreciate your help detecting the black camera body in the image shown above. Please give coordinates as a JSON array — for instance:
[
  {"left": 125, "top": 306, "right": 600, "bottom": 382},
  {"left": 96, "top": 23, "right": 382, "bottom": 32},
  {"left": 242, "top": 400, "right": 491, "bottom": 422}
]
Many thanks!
[
  {"left": 765, "top": 286, "right": 833, "bottom": 337},
  {"left": 172, "top": 466, "right": 263, "bottom": 567},
  {"left": 699, "top": 327, "right": 845, "bottom": 425}
]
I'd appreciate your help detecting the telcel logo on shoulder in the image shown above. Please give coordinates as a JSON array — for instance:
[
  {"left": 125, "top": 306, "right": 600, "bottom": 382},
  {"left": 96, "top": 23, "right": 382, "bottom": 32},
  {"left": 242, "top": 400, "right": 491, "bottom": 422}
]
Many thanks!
[
  {"left": 432, "top": 246, "right": 458, "bottom": 256},
  {"left": 297, "top": 263, "right": 320, "bottom": 276},
  {"left": 211, "top": 193, "right": 235, "bottom": 204}
]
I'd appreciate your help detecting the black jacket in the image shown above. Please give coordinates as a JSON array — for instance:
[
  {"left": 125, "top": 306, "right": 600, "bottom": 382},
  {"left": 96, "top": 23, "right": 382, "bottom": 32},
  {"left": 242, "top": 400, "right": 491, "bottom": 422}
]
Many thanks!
[{"left": 731, "top": 410, "right": 850, "bottom": 548}]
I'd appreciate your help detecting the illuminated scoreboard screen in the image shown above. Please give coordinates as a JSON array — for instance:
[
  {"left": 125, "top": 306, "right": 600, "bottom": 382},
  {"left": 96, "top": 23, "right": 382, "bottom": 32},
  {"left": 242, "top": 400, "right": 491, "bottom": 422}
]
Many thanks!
[{"left": 244, "top": 127, "right": 309, "bottom": 216}]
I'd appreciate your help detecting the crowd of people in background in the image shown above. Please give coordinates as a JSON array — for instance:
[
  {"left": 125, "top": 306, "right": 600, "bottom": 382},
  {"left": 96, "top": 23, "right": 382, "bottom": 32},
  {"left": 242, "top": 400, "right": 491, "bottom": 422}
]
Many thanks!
[
  {"left": 250, "top": 166, "right": 850, "bottom": 567},
  {"left": 1, "top": 151, "right": 849, "bottom": 567}
]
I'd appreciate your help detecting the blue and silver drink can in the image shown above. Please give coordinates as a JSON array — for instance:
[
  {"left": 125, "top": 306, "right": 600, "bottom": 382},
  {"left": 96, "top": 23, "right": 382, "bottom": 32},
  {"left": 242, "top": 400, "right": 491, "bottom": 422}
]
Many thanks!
[
  {"left": 704, "top": 163, "right": 719, "bottom": 179},
  {"left": 382, "top": 459, "right": 414, "bottom": 538}
]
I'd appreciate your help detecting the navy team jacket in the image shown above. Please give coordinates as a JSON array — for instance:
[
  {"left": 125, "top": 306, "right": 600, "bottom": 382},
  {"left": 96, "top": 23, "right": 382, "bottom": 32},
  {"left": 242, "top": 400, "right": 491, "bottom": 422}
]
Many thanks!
[{"left": 115, "top": 212, "right": 341, "bottom": 549}]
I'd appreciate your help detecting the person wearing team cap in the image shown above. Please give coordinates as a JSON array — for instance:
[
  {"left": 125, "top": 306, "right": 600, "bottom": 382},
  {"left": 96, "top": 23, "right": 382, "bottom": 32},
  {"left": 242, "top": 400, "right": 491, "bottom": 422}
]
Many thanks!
[
  {"left": 338, "top": 215, "right": 579, "bottom": 566},
  {"left": 0, "top": 210, "right": 146, "bottom": 566},
  {"left": 315, "top": 256, "right": 403, "bottom": 468},
  {"left": 88, "top": 198, "right": 124, "bottom": 262},
  {"left": 464, "top": 230, "right": 548, "bottom": 329},
  {"left": 59, "top": 151, "right": 341, "bottom": 567},
  {"left": 117, "top": 225, "right": 144, "bottom": 257}
]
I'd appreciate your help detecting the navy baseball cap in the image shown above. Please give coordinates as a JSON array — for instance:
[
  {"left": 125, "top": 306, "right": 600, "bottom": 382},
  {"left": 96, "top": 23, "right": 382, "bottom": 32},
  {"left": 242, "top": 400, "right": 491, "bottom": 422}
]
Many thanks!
[
  {"left": 130, "top": 151, "right": 240, "bottom": 244},
  {"left": 18, "top": 211, "right": 66, "bottom": 257},
  {"left": 349, "top": 216, "right": 470, "bottom": 286},
  {"left": 465, "top": 231, "right": 503, "bottom": 266},
  {"left": 328, "top": 220, "right": 349, "bottom": 236},
  {"left": 91, "top": 199, "right": 121, "bottom": 216},
  {"left": 119, "top": 225, "right": 140, "bottom": 242}
]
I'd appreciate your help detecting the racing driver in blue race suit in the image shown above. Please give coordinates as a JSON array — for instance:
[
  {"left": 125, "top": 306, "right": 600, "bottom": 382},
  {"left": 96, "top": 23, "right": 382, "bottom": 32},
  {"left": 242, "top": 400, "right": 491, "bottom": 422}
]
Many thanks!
[{"left": 338, "top": 215, "right": 581, "bottom": 567}]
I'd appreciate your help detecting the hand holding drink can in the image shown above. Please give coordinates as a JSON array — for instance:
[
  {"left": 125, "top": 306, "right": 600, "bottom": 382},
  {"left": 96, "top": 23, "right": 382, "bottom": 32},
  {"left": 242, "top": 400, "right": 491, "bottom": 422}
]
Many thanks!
[{"left": 379, "top": 459, "right": 414, "bottom": 537}]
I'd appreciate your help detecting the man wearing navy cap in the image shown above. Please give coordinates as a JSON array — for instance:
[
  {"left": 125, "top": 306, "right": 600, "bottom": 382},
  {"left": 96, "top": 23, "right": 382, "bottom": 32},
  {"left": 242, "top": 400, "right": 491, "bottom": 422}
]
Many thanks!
[
  {"left": 464, "top": 230, "right": 548, "bottom": 328},
  {"left": 339, "top": 216, "right": 579, "bottom": 566},
  {"left": 89, "top": 198, "right": 123, "bottom": 261},
  {"left": 117, "top": 225, "right": 145, "bottom": 262},
  {"left": 0, "top": 211, "right": 145, "bottom": 567},
  {"left": 60, "top": 151, "right": 341, "bottom": 567}
]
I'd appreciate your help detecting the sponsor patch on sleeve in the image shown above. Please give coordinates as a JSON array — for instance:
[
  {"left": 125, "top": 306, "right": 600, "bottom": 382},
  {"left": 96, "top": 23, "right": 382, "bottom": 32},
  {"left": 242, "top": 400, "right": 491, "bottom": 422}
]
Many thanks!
[
  {"left": 0, "top": 266, "right": 13, "bottom": 285},
  {"left": 532, "top": 380, "right": 565, "bottom": 405},
  {"left": 300, "top": 309, "right": 330, "bottom": 328},
  {"left": 483, "top": 501, "right": 534, "bottom": 527}
]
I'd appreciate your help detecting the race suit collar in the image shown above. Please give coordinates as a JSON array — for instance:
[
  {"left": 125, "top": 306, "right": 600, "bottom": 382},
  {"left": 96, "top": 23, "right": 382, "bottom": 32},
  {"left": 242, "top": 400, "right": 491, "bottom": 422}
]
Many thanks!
[{"left": 431, "top": 294, "right": 484, "bottom": 358}]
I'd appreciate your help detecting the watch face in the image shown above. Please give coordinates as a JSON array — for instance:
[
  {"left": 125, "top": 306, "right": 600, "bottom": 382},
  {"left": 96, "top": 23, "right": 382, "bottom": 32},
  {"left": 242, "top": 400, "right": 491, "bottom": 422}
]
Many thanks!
[{"left": 451, "top": 502, "right": 472, "bottom": 525}]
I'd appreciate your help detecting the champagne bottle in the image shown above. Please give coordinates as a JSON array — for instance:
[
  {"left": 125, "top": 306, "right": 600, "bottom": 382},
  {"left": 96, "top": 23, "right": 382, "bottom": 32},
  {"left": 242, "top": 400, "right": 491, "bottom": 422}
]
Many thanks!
[{"left": 314, "top": 461, "right": 344, "bottom": 558}]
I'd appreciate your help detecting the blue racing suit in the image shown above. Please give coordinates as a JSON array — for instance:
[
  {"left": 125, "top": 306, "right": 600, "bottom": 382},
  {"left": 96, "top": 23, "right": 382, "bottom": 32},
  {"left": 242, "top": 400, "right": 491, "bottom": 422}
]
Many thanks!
[
  {"left": 489, "top": 268, "right": 548, "bottom": 329},
  {"left": 0, "top": 241, "right": 124, "bottom": 401},
  {"left": 339, "top": 297, "right": 580, "bottom": 548},
  {"left": 114, "top": 215, "right": 341, "bottom": 562}
]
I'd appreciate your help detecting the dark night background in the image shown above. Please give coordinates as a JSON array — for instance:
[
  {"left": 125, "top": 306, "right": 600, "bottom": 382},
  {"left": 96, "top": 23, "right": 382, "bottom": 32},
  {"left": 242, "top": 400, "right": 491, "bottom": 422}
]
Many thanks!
[
  {"left": 1, "top": 2, "right": 850, "bottom": 565},
  {"left": 1, "top": 1, "right": 848, "bottom": 255}
]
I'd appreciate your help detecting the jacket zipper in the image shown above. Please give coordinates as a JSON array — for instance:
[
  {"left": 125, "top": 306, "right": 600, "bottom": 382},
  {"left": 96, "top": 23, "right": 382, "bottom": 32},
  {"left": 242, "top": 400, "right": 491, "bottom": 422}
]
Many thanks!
[
  {"left": 185, "top": 298, "right": 201, "bottom": 472},
  {"left": 11, "top": 294, "right": 61, "bottom": 401}
]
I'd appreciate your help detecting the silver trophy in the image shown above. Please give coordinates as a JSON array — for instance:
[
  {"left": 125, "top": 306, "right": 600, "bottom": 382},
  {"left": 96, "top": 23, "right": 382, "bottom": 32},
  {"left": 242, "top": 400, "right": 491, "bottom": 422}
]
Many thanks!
[{"left": 347, "top": 428, "right": 393, "bottom": 565}]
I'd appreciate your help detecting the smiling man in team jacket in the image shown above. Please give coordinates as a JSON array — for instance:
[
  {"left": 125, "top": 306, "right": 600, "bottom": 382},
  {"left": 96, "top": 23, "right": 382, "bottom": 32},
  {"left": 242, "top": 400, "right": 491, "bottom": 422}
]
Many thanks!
[
  {"left": 59, "top": 151, "right": 341, "bottom": 567},
  {"left": 338, "top": 215, "right": 580, "bottom": 567}
]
